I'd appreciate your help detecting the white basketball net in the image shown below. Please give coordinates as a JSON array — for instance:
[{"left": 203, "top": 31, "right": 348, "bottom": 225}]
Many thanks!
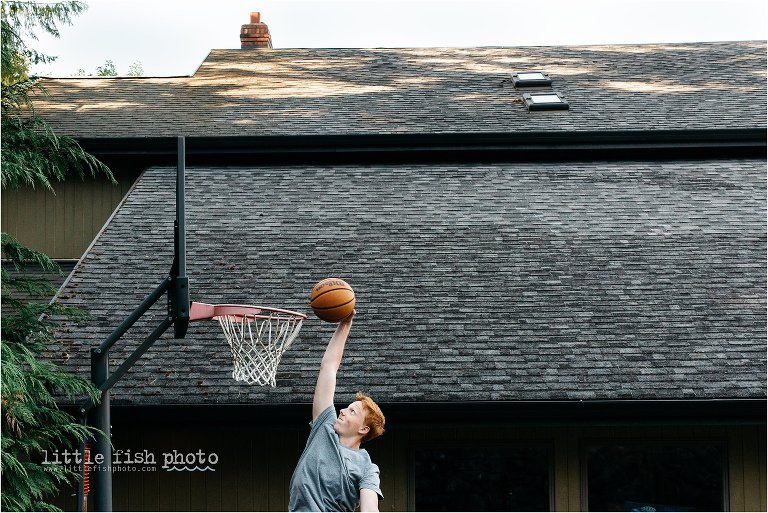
[{"left": 217, "top": 312, "right": 304, "bottom": 386}]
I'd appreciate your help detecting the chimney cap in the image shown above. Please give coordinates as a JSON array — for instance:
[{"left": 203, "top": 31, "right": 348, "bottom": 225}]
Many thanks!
[{"left": 241, "top": 11, "right": 271, "bottom": 49}]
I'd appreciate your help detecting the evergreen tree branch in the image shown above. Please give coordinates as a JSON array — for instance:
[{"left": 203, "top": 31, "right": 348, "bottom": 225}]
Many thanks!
[{"left": 1, "top": 2, "right": 115, "bottom": 510}]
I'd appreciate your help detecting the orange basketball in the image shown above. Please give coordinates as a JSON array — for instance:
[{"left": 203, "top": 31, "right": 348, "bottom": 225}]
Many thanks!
[{"left": 309, "top": 278, "right": 356, "bottom": 322}]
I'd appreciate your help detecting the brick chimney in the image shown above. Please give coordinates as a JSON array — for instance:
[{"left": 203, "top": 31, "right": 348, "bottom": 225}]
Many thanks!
[{"left": 240, "top": 12, "right": 272, "bottom": 49}]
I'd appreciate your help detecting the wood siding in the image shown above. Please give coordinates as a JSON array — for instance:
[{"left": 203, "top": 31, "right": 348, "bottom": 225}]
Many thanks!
[
  {"left": 1, "top": 169, "right": 140, "bottom": 260},
  {"left": 55, "top": 422, "right": 766, "bottom": 512}
]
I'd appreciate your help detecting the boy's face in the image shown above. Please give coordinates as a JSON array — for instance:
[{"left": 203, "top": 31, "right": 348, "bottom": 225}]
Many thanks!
[{"left": 334, "top": 400, "right": 369, "bottom": 439}]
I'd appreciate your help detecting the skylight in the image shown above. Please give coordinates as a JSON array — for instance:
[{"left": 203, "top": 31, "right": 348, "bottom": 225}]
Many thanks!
[
  {"left": 518, "top": 72, "right": 546, "bottom": 80},
  {"left": 522, "top": 92, "right": 569, "bottom": 111},
  {"left": 512, "top": 72, "right": 552, "bottom": 88}
]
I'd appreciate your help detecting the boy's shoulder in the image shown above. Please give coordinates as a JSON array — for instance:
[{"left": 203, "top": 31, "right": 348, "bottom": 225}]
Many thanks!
[
  {"left": 310, "top": 405, "right": 337, "bottom": 428},
  {"left": 358, "top": 448, "right": 377, "bottom": 468}
]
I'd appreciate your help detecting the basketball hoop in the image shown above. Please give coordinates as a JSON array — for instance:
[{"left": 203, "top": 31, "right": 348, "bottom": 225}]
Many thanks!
[{"left": 189, "top": 303, "right": 306, "bottom": 386}]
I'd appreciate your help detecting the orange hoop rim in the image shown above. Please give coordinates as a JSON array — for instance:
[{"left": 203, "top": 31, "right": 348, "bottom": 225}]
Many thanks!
[{"left": 189, "top": 302, "right": 307, "bottom": 322}]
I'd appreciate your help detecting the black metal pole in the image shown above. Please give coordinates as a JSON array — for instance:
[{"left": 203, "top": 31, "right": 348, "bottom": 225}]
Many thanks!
[
  {"left": 90, "top": 348, "right": 111, "bottom": 512},
  {"left": 176, "top": 136, "right": 186, "bottom": 278},
  {"left": 171, "top": 136, "right": 190, "bottom": 338},
  {"left": 84, "top": 136, "right": 190, "bottom": 511}
]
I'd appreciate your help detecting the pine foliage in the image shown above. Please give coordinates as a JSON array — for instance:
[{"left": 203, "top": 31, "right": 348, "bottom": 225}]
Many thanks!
[
  {"left": 1, "top": 0, "right": 86, "bottom": 84},
  {"left": 1, "top": 0, "right": 114, "bottom": 191},
  {"left": 1, "top": 113, "right": 113, "bottom": 191},
  {"left": 1, "top": 234, "right": 101, "bottom": 512},
  {"left": 1, "top": 2, "right": 112, "bottom": 510}
]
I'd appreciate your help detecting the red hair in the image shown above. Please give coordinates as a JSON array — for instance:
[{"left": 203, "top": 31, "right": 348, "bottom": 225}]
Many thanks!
[{"left": 356, "top": 392, "right": 385, "bottom": 444}]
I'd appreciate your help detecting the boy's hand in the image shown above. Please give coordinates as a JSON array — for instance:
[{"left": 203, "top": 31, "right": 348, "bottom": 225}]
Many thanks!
[{"left": 339, "top": 309, "right": 356, "bottom": 325}]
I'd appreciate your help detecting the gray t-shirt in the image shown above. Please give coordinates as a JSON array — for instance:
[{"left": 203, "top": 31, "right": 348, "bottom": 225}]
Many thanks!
[{"left": 289, "top": 405, "right": 383, "bottom": 512}]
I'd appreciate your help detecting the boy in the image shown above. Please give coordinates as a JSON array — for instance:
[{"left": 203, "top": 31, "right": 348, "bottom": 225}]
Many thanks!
[{"left": 289, "top": 312, "right": 386, "bottom": 512}]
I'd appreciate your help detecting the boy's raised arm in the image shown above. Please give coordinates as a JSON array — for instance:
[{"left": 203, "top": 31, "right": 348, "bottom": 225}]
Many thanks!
[{"left": 312, "top": 312, "right": 354, "bottom": 421}]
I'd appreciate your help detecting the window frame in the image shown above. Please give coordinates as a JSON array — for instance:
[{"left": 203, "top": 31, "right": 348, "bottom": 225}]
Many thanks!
[
  {"left": 409, "top": 439, "right": 556, "bottom": 512},
  {"left": 579, "top": 438, "right": 730, "bottom": 512}
]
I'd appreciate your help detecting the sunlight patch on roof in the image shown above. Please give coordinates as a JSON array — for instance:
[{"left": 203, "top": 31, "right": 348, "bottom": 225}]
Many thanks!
[
  {"left": 601, "top": 80, "right": 706, "bottom": 93},
  {"left": 456, "top": 62, "right": 518, "bottom": 74},
  {"left": 493, "top": 56, "right": 539, "bottom": 65},
  {"left": 453, "top": 93, "right": 496, "bottom": 101},
  {"left": 77, "top": 101, "right": 142, "bottom": 111},
  {"left": 409, "top": 57, "right": 468, "bottom": 66},
  {"left": 215, "top": 80, "right": 394, "bottom": 99},
  {"left": 394, "top": 76, "right": 443, "bottom": 86},
  {"left": 32, "top": 101, "right": 80, "bottom": 111},
  {"left": 586, "top": 44, "right": 706, "bottom": 53},
  {"left": 545, "top": 64, "right": 598, "bottom": 76}
]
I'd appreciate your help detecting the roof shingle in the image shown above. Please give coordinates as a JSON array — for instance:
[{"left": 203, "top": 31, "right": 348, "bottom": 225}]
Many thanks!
[
  {"left": 51, "top": 159, "right": 767, "bottom": 405},
  {"left": 34, "top": 41, "right": 767, "bottom": 138}
]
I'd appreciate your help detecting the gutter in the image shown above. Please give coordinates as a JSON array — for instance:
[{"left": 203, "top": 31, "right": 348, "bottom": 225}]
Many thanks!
[{"left": 78, "top": 128, "right": 766, "bottom": 166}]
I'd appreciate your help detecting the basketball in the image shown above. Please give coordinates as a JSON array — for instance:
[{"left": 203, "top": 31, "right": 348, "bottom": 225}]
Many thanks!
[{"left": 309, "top": 278, "right": 356, "bottom": 322}]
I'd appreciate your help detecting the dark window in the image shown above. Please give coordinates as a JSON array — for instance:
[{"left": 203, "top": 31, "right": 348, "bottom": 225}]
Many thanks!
[
  {"left": 414, "top": 445, "right": 551, "bottom": 511},
  {"left": 585, "top": 443, "right": 726, "bottom": 511}
]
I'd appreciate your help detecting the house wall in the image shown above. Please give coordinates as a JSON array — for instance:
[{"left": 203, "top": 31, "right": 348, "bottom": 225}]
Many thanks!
[
  {"left": 56, "top": 421, "right": 766, "bottom": 512},
  {"left": 1, "top": 168, "right": 140, "bottom": 260}
]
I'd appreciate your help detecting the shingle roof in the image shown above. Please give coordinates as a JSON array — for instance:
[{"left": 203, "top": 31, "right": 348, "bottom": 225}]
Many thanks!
[
  {"left": 2, "top": 262, "right": 76, "bottom": 317},
  {"left": 51, "top": 159, "right": 767, "bottom": 405},
  {"left": 34, "top": 41, "right": 767, "bottom": 138}
]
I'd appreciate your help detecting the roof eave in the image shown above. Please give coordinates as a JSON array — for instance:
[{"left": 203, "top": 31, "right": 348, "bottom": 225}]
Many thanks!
[
  {"left": 61, "top": 398, "right": 767, "bottom": 426},
  {"left": 79, "top": 128, "right": 767, "bottom": 166}
]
